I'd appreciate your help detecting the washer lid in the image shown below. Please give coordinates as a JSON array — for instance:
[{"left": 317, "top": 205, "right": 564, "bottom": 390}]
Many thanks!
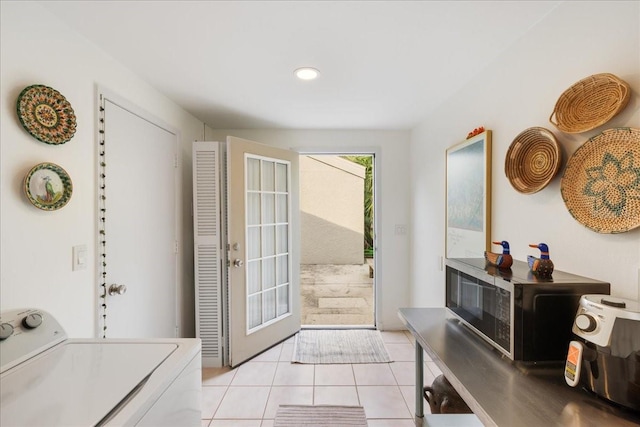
[{"left": 1, "top": 341, "right": 177, "bottom": 427}]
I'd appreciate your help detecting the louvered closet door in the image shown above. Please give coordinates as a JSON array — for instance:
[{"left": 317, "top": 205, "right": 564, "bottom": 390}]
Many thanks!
[{"left": 193, "top": 141, "right": 224, "bottom": 367}]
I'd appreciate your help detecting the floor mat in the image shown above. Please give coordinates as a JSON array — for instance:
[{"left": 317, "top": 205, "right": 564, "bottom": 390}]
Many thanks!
[
  {"left": 274, "top": 405, "right": 368, "bottom": 426},
  {"left": 292, "top": 329, "right": 392, "bottom": 364}
]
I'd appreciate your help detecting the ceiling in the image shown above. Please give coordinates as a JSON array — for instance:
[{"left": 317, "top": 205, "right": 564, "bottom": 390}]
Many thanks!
[{"left": 39, "top": 1, "right": 562, "bottom": 130}]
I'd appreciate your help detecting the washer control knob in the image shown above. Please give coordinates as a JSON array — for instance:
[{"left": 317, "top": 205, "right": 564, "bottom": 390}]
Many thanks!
[
  {"left": 22, "top": 313, "right": 43, "bottom": 329},
  {"left": 0, "top": 323, "right": 14, "bottom": 340},
  {"left": 575, "top": 314, "right": 597, "bottom": 332}
]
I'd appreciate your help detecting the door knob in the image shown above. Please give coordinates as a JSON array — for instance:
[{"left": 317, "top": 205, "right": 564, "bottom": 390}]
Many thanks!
[
  {"left": 108, "top": 284, "right": 127, "bottom": 296},
  {"left": 233, "top": 259, "right": 244, "bottom": 268}
]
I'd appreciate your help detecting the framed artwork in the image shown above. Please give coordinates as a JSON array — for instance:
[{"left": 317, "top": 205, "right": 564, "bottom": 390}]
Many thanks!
[{"left": 445, "top": 130, "right": 492, "bottom": 259}]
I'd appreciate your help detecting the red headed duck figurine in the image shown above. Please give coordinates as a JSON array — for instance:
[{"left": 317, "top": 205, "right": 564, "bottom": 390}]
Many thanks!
[
  {"left": 528, "top": 243, "right": 554, "bottom": 277},
  {"left": 484, "top": 241, "right": 513, "bottom": 269}
]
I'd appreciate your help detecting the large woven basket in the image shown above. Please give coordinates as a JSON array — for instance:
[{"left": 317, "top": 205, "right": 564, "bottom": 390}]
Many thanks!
[
  {"left": 550, "top": 73, "right": 630, "bottom": 134},
  {"left": 505, "top": 127, "right": 561, "bottom": 194},
  {"left": 561, "top": 127, "right": 640, "bottom": 233}
]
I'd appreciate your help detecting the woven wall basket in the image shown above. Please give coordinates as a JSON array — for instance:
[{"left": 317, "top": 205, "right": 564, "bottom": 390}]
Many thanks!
[
  {"left": 561, "top": 127, "right": 640, "bottom": 233},
  {"left": 550, "top": 73, "right": 630, "bottom": 134},
  {"left": 505, "top": 127, "right": 561, "bottom": 194}
]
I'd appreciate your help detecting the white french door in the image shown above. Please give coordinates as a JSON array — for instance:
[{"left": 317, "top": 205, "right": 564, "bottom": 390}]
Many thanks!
[{"left": 227, "top": 136, "right": 300, "bottom": 366}]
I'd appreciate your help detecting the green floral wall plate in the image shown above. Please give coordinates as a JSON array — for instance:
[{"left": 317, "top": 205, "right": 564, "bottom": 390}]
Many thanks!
[
  {"left": 16, "top": 85, "right": 77, "bottom": 145},
  {"left": 24, "top": 163, "right": 73, "bottom": 211},
  {"left": 561, "top": 128, "right": 640, "bottom": 233}
]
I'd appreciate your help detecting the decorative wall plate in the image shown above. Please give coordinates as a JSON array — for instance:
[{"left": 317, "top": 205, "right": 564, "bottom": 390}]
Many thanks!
[
  {"left": 16, "top": 85, "right": 77, "bottom": 144},
  {"left": 561, "top": 128, "right": 640, "bottom": 233},
  {"left": 24, "top": 163, "right": 73, "bottom": 211}
]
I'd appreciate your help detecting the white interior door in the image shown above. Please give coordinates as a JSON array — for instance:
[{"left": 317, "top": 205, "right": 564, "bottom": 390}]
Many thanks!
[
  {"left": 100, "top": 95, "right": 178, "bottom": 338},
  {"left": 227, "top": 136, "right": 300, "bottom": 366}
]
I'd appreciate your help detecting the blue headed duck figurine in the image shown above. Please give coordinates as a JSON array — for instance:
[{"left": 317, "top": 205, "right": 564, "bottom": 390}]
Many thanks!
[
  {"left": 484, "top": 241, "right": 513, "bottom": 269},
  {"left": 528, "top": 243, "right": 554, "bottom": 277}
]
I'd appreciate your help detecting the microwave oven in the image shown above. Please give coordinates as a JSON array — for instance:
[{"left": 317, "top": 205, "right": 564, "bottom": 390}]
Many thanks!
[{"left": 445, "top": 258, "right": 610, "bottom": 362}]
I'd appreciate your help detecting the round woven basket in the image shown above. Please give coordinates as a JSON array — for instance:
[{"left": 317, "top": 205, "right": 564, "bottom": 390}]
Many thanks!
[
  {"left": 505, "top": 127, "right": 562, "bottom": 194},
  {"left": 561, "top": 127, "right": 640, "bottom": 233},
  {"left": 550, "top": 73, "right": 630, "bottom": 134}
]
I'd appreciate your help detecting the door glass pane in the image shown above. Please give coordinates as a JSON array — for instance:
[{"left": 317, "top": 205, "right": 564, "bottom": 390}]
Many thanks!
[
  {"left": 276, "top": 194, "right": 288, "bottom": 223},
  {"left": 263, "top": 257, "right": 276, "bottom": 289},
  {"left": 247, "top": 260, "right": 261, "bottom": 294},
  {"left": 263, "top": 225, "right": 275, "bottom": 257},
  {"left": 248, "top": 294, "right": 262, "bottom": 329},
  {"left": 247, "top": 158, "right": 260, "bottom": 191},
  {"left": 277, "top": 254, "right": 288, "bottom": 285},
  {"left": 262, "top": 161, "right": 275, "bottom": 191},
  {"left": 277, "top": 285, "right": 289, "bottom": 316},
  {"left": 247, "top": 193, "right": 261, "bottom": 225},
  {"left": 276, "top": 225, "right": 288, "bottom": 253},
  {"left": 263, "top": 193, "right": 275, "bottom": 224},
  {"left": 276, "top": 163, "right": 288, "bottom": 192},
  {"left": 264, "top": 289, "right": 276, "bottom": 322},
  {"left": 248, "top": 227, "right": 261, "bottom": 259}
]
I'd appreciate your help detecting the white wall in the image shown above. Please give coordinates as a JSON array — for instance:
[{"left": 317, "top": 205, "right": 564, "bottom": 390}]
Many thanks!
[
  {"left": 6, "top": 1, "right": 633, "bottom": 339},
  {"left": 409, "top": 1, "right": 640, "bottom": 307},
  {"left": 0, "top": 2, "right": 209, "bottom": 337},
  {"left": 205, "top": 129, "right": 411, "bottom": 330}
]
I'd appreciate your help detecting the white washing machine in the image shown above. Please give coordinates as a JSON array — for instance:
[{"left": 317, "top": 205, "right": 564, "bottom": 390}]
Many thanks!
[{"left": 0, "top": 308, "right": 202, "bottom": 427}]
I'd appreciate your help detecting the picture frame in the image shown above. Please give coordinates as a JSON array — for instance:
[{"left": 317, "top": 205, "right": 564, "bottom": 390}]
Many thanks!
[{"left": 445, "top": 130, "right": 492, "bottom": 259}]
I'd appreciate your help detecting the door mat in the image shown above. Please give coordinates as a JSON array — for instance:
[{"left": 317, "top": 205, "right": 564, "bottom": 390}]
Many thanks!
[
  {"left": 292, "top": 329, "right": 392, "bottom": 364},
  {"left": 274, "top": 405, "right": 368, "bottom": 427}
]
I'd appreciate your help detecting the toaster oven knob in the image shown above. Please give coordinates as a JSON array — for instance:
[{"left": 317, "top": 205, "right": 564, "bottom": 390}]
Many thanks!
[{"left": 575, "top": 314, "right": 597, "bottom": 333}]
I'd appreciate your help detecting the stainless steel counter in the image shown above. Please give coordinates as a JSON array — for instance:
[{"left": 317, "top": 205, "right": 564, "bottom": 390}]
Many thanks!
[{"left": 398, "top": 307, "right": 640, "bottom": 427}]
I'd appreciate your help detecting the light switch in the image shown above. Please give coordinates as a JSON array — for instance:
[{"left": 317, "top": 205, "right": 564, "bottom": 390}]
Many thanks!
[
  {"left": 72, "top": 245, "right": 88, "bottom": 271},
  {"left": 394, "top": 224, "right": 407, "bottom": 235}
]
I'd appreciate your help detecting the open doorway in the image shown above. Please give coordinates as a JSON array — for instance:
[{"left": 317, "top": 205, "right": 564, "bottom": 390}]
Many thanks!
[{"left": 299, "top": 154, "right": 375, "bottom": 327}]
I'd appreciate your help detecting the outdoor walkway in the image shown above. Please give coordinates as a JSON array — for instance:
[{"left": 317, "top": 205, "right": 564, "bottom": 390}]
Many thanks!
[{"left": 300, "top": 263, "right": 374, "bottom": 326}]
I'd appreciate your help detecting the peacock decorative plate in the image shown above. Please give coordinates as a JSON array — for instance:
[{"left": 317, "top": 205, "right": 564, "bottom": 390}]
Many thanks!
[
  {"left": 24, "top": 163, "right": 73, "bottom": 211},
  {"left": 16, "top": 85, "right": 77, "bottom": 145}
]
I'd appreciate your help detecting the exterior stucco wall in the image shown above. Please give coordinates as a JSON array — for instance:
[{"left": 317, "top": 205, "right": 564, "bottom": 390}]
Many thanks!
[{"left": 300, "top": 155, "right": 365, "bottom": 264}]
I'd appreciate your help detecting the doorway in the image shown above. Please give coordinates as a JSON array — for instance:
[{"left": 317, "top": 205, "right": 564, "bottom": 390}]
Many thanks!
[
  {"left": 299, "top": 154, "right": 376, "bottom": 327},
  {"left": 193, "top": 141, "right": 380, "bottom": 367}
]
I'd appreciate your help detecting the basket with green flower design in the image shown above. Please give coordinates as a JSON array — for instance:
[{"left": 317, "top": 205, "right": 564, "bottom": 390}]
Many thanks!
[{"left": 561, "top": 127, "right": 640, "bottom": 233}]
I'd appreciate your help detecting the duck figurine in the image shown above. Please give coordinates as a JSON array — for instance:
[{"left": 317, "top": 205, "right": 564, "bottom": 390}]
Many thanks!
[
  {"left": 528, "top": 243, "right": 554, "bottom": 277},
  {"left": 484, "top": 241, "right": 513, "bottom": 269}
]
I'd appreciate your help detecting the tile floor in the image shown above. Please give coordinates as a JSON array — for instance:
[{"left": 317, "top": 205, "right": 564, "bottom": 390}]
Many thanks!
[{"left": 201, "top": 330, "right": 441, "bottom": 427}]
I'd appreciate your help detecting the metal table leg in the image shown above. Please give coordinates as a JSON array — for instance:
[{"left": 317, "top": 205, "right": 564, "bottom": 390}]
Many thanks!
[{"left": 415, "top": 340, "right": 424, "bottom": 419}]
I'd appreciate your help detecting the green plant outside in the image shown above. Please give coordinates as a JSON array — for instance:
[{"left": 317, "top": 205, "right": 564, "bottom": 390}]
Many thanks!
[{"left": 342, "top": 155, "right": 374, "bottom": 258}]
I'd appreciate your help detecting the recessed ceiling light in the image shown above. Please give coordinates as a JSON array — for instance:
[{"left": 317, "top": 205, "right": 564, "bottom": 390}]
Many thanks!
[{"left": 294, "top": 67, "right": 320, "bottom": 81}]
